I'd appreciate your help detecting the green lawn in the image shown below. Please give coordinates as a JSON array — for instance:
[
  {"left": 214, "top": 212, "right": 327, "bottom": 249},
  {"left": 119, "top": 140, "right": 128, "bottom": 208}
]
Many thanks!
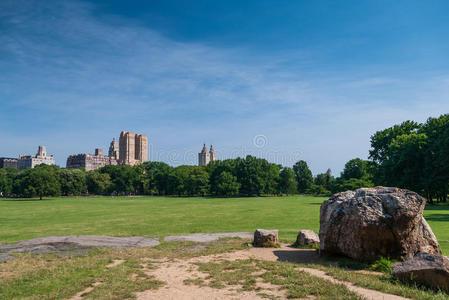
[{"left": 0, "top": 195, "right": 448, "bottom": 255}]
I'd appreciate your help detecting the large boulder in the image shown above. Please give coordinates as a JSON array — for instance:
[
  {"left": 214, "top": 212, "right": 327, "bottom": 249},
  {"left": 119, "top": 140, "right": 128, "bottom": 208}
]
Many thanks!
[
  {"left": 296, "top": 230, "right": 320, "bottom": 247},
  {"left": 392, "top": 253, "right": 449, "bottom": 292},
  {"left": 253, "top": 229, "right": 279, "bottom": 247},
  {"left": 319, "top": 186, "right": 441, "bottom": 261}
]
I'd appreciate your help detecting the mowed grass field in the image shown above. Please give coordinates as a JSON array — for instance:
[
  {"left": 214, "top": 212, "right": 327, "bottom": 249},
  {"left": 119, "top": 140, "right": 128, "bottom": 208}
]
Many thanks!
[{"left": 0, "top": 195, "right": 448, "bottom": 255}]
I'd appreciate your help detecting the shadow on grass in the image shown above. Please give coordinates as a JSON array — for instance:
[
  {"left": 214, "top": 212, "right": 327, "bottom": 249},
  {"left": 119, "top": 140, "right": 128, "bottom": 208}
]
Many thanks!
[
  {"left": 272, "top": 246, "right": 346, "bottom": 267},
  {"left": 0, "top": 198, "right": 55, "bottom": 202},
  {"left": 424, "top": 205, "right": 449, "bottom": 211},
  {"left": 272, "top": 246, "right": 371, "bottom": 270},
  {"left": 424, "top": 213, "right": 449, "bottom": 222}
]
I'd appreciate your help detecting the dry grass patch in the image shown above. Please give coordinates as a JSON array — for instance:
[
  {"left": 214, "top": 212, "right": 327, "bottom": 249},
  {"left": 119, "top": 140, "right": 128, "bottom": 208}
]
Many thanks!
[
  {"left": 193, "top": 259, "right": 362, "bottom": 299},
  {"left": 0, "top": 238, "right": 249, "bottom": 300},
  {"left": 306, "top": 264, "right": 449, "bottom": 300}
]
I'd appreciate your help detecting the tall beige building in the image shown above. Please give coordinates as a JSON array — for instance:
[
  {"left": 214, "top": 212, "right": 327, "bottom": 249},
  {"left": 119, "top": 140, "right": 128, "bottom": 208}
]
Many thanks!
[
  {"left": 135, "top": 134, "right": 148, "bottom": 163},
  {"left": 118, "top": 131, "right": 148, "bottom": 166},
  {"left": 198, "top": 144, "right": 217, "bottom": 166}
]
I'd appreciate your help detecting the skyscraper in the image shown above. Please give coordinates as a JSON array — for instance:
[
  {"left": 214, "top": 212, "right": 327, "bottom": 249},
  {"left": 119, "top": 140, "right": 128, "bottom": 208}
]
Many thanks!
[
  {"left": 135, "top": 134, "right": 148, "bottom": 163},
  {"left": 118, "top": 131, "right": 148, "bottom": 166}
]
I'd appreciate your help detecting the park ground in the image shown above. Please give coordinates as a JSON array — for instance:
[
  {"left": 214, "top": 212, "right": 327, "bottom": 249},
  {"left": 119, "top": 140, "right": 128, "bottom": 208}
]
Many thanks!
[{"left": 0, "top": 195, "right": 448, "bottom": 299}]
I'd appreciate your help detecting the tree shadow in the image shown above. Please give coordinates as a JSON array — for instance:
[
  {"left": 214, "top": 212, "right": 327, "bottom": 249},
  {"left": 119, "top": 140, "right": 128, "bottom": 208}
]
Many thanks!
[
  {"left": 424, "top": 214, "right": 449, "bottom": 222},
  {"left": 0, "top": 198, "right": 55, "bottom": 202},
  {"left": 424, "top": 205, "right": 449, "bottom": 211}
]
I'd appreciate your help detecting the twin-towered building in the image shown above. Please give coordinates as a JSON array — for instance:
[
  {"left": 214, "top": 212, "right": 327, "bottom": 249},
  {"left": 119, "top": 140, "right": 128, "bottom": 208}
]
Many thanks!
[
  {"left": 66, "top": 131, "right": 149, "bottom": 171},
  {"left": 117, "top": 131, "right": 148, "bottom": 166},
  {"left": 198, "top": 144, "right": 217, "bottom": 166}
]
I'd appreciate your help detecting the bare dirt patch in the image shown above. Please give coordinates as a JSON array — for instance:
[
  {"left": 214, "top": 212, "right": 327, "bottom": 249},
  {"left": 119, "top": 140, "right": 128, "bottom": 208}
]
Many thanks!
[
  {"left": 106, "top": 259, "right": 125, "bottom": 268},
  {"left": 137, "top": 244, "right": 410, "bottom": 300}
]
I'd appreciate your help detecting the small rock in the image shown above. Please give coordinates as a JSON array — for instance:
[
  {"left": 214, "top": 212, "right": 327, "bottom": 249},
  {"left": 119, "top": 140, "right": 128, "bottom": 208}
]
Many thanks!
[
  {"left": 253, "top": 229, "right": 278, "bottom": 247},
  {"left": 392, "top": 252, "right": 449, "bottom": 292},
  {"left": 296, "top": 230, "right": 319, "bottom": 247}
]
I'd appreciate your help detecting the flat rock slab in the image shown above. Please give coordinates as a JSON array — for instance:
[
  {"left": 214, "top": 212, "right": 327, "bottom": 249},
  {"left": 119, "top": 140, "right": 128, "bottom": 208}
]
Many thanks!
[
  {"left": 164, "top": 232, "right": 253, "bottom": 243},
  {"left": 0, "top": 235, "right": 160, "bottom": 262},
  {"left": 0, "top": 253, "right": 14, "bottom": 263}
]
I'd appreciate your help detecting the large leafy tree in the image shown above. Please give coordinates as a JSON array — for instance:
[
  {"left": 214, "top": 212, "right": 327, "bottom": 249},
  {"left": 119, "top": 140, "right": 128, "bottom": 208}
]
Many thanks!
[
  {"left": 216, "top": 171, "right": 240, "bottom": 196},
  {"left": 314, "top": 172, "right": 334, "bottom": 191},
  {"left": 86, "top": 171, "right": 111, "bottom": 195},
  {"left": 0, "top": 168, "right": 18, "bottom": 196},
  {"left": 366, "top": 114, "right": 449, "bottom": 203},
  {"left": 14, "top": 165, "right": 61, "bottom": 200},
  {"left": 99, "top": 165, "right": 140, "bottom": 195},
  {"left": 59, "top": 168, "right": 87, "bottom": 196},
  {"left": 167, "top": 165, "right": 191, "bottom": 196},
  {"left": 369, "top": 120, "right": 422, "bottom": 163},
  {"left": 340, "top": 158, "right": 372, "bottom": 180},
  {"left": 236, "top": 156, "right": 266, "bottom": 196},
  {"left": 382, "top": 133, "right": 428, "bottom": 193},
  {"left": 139, "top": 161, "right": 172, "bottom": 195},
  {"left": 186, "top": 166, "right": 210, "bottom": 196},
  {"left": 293, "top": 160, "right": 313, "bottom": 193},
  {"left": 279, "top": 167, "right": 297, "bottom": 195}
]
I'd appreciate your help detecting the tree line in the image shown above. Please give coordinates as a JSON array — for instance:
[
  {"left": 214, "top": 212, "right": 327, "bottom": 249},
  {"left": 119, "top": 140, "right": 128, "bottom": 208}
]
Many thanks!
[
  {"left": 0, "top": 156, "right": 311, "bottom": 199},
  {"left": 1, "top": 113, "right": 447, "bottom": 201}
]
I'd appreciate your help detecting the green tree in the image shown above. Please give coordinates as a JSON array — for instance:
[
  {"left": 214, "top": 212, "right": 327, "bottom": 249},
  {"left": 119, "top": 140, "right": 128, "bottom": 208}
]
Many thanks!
[
  {"left": 309, "top": 184, "right": 330, "bottom": 196},
  {"left": 421, "top": 114, "right": 449, "bottom": 202},
  {"left": 332, "top": 178, "right": 374, "bottom": 193},
  {"left": 278, "top": 167, "right": 297, "bottom": 195},
  {"left": 216, "top": 171, "right": 240, "bottom": 196},
  {"left": 293, "top": 160, "right": 313, "bottom": 193},
  {"left": 369, "top": 120, "right": 422, "bottom": 163},
  {"left": 86, "top": 171, "right": 111, "bottom": 195},
  {"left": 59, "top": 169, "right": 86, "bottom": 196},
  {"left": 14, "top": 165, "right": 61, "bottom": 199},
  {"left": 167, "top": 165, "right": 191, "bottom": 196},
  {"left": 186, "top": 166, "right": 210, "bottom": 196},
  {"left": 139, "top": 162, "right": 172, "bottom": 195},
  {"left": 0, "top": 168, "right": 18, "bottom": 196},
  {"left": 381, "top": 133, "right": 427, "bottom": 194},
  {"left": 99, "top": 165, "right": 139, "bottom": 195},
  {"left": 314, "top": 172, "right": 334, "bottom": 191},
  {"left": 340, "top": 158, "right": 374, "bottom": 181}
]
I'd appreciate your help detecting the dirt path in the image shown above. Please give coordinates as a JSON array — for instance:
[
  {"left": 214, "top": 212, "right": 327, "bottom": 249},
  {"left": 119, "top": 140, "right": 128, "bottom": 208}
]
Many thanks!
[{"left": 137, "top": 245, "right": 409, "bottom": 300}]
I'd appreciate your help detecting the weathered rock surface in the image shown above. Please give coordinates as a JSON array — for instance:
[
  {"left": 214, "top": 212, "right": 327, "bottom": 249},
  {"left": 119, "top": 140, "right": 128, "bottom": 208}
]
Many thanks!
[
  {"left": 392, "top": 252, "right": 449, "bottom": 292},
  {"left": 164, "top": 232, "right": 253, "bottom": 243},
  {"left": 253, "top": 229, "right": 279, "bottom": 247},
  {"left": 296, "top": 230, "right": 320, "bottom": 247},
  {"left": 319, "top": 186, "right": 441, "bottom": 261},
  {"left": 0, "top": 235, "right": 160, "bottom": 262},
  {"left": 0, "top": 253, "right": 14, "bottom": 263}
]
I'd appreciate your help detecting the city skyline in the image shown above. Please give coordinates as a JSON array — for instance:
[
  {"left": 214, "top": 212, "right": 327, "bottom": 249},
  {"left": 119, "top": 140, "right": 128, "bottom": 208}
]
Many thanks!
[{"left": 1, "top": 0, "right": 449, "bottom": 175}]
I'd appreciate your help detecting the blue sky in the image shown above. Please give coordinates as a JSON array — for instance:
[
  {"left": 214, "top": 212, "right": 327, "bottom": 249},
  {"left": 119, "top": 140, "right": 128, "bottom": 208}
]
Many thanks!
[{"left": 1, "top": 0, "right": 449, "bottom": 175}]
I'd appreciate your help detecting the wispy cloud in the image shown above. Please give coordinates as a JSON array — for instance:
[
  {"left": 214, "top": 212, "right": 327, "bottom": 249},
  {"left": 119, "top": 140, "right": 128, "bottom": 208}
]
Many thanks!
[{"left": 1, "top": 0, "right": 448, "bottom": 174}]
